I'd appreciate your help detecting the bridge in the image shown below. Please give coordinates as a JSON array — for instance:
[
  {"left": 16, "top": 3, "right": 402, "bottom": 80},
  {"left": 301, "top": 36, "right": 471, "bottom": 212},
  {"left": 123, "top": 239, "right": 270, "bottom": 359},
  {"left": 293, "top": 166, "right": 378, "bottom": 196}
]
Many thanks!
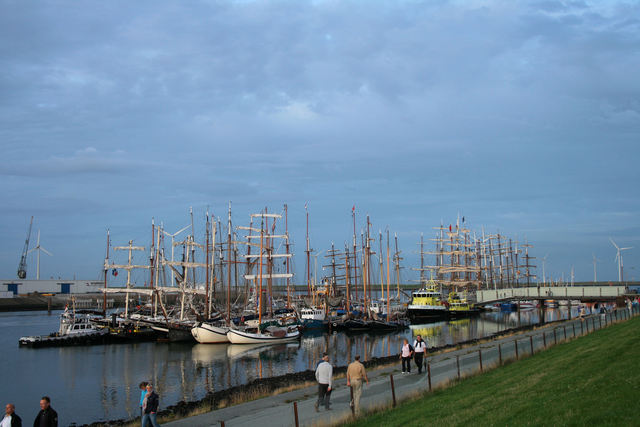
[{"left": 476, "top": 285, "right": 629, "bottom": 305}]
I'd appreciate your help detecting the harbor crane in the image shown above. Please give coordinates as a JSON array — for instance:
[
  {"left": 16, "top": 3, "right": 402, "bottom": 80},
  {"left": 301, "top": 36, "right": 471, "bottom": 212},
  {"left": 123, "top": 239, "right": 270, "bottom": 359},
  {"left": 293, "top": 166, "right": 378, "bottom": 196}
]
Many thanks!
[{"left": 17, "top": 216, "right": 34, "bottom": 279}]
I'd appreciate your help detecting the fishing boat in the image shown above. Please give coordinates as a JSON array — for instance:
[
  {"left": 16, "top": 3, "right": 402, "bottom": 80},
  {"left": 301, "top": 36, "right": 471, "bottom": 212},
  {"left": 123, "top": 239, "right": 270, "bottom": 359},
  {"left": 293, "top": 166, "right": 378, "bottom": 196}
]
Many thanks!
[
  {"left": 446, "top": 292, "right": 480, "bottom": 318},
  {"left": 19, "top": 308, "right": 107, "bottom": 347},
  {"left": 406, "top": 281, "right": 448, "bottom": 322},
  {"left": 299, "top": 307, "right": 328, "bottom": 330}
]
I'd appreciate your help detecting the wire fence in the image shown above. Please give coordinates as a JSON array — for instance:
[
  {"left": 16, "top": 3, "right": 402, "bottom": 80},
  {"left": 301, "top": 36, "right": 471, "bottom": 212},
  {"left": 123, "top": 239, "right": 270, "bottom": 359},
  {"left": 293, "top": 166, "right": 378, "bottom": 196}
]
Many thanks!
[{"left": 416, "top": 305, "right": 639, "bottom": 394}]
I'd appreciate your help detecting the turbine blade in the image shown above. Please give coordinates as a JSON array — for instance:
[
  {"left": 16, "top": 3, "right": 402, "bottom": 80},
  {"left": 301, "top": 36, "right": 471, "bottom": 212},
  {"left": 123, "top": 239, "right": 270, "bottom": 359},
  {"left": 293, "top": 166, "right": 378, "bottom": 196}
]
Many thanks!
[{"left": 41, "top": 248, "right": 53, "bottom": 256}]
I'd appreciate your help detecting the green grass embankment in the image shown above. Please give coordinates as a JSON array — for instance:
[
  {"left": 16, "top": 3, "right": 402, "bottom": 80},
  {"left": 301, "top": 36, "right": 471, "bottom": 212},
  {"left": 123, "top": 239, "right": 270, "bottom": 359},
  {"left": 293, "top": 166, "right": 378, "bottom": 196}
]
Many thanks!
[{"left": 349, "top": 315, "right": 640, "bottom": 426}]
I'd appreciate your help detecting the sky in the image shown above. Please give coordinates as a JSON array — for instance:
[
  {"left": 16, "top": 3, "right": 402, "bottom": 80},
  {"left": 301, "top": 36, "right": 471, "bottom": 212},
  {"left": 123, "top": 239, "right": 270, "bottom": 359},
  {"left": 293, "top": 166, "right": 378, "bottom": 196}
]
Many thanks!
[{"left": 1, "top": 0, "right": 639, "bottom": 284}]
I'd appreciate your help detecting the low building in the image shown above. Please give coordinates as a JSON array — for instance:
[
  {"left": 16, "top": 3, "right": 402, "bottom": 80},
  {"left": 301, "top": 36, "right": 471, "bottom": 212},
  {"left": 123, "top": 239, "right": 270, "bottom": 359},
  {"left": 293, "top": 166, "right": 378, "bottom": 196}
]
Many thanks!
[{"left": 0, "top": 279, "right": 103, "bottom": 297}]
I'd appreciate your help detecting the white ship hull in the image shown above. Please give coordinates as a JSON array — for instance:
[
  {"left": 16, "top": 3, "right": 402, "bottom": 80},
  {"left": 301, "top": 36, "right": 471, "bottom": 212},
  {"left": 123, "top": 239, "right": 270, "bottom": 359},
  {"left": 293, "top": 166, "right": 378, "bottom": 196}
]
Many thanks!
[
  {"left": 191, "top": 323, "right": 230, "bottom": 344},
  {"left": 226, "top": 328, "right": 300, "bottom": 345}
]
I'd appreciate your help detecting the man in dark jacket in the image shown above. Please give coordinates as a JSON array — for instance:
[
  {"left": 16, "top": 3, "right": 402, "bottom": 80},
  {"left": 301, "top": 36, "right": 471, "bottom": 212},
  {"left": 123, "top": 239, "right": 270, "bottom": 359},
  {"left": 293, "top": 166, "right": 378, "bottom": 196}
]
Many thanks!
[
  {"left": 2, "top": 403, "right": 22, "bottom": 427},
  {"left": 33, "top": 397, "right": 57, "bottom": 427},
  {"left": 141, "top": 384, "right": 160, "bottom": 427}
]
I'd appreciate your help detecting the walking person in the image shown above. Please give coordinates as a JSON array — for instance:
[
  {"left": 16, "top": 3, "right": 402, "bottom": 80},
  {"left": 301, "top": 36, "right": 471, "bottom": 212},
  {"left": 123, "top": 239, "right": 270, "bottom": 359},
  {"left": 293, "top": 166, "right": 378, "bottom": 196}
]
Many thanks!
[
  {"left": 399, "top": 339, "right": 414, "bottom": 374},
  {"left": 2, "top": 404, "right": 21, "bottom": 427},
  {"left": 346, "top": 355, "right": 369, "bottom": 415},
  {"left": 314, "top": 353, "right": 333, "bottom": 412},
  {"left": 141, "top": 384, "right": 161, "bottom": 427},
  {"left": 33, "top": 397, "right": 57, "bottom": 427},
  {"left": 138, "top": 381, "right": 149, "bottom": 418},
  {"left": 413, "top": 335, "right": 427, "bottom": 374}
]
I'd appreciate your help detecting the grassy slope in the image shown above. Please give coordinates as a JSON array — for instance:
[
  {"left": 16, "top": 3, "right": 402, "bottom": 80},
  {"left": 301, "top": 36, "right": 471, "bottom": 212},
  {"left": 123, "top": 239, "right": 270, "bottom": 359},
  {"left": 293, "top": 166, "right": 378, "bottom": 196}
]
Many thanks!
[{"left": 349, "top": 316, "right": 640, "bottom": 426}]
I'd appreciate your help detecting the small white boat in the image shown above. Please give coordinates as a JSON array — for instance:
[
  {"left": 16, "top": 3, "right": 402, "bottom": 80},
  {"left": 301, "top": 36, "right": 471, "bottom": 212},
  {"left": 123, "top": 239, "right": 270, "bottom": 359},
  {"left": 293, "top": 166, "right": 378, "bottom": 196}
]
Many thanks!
[
  {"left": 19, "top": 309, "right": 106, "bottom": 347},
  {"left": 191, "top": 322, "right": 230, "bottom": 344},
  {"left": 226, "top": 325, "right": 300, "bottom": 345}
]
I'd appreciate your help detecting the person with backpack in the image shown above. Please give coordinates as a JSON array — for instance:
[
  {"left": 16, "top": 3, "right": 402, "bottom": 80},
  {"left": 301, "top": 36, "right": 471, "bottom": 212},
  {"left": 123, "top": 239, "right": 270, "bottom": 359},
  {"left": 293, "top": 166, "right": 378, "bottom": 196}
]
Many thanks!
[
  {"left": 399, "top": 339, "right": 414, "bottom": 374},
  {"left": 413, "top": 335, "right": 427, "bottom": 374}
]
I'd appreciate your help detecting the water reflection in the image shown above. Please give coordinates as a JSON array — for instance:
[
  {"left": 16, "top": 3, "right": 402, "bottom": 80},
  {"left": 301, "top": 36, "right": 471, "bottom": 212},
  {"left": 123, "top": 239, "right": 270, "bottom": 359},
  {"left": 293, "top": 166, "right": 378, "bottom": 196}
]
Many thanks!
[{"left": 2, "top": 306, "right": 604, "bottom": 425}]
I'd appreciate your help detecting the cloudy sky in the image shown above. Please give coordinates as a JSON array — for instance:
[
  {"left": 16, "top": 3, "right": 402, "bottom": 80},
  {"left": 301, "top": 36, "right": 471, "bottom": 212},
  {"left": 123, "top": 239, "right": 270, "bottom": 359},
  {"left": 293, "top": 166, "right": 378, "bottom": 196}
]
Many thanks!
[{"left": 1, "top": 0, "right": 638, "bottom": 284}]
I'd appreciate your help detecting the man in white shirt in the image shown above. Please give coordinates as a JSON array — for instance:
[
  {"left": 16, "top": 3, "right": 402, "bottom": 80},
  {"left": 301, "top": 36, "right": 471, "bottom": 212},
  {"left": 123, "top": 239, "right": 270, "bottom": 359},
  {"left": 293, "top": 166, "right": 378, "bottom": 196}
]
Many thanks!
[
  {"left": 2, "top": 403, "right": 21, "bottom": 427},
  {"left": 413, "top": 335, "right": 427, "bottom": 374},
  {"left": 314, "top": 353, "right": 333, "bottom": 412}
]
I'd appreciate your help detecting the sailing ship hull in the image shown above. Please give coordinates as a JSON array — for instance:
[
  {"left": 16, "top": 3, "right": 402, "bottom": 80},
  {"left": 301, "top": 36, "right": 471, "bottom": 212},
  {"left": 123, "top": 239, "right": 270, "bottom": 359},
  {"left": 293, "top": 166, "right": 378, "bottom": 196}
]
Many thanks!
[
  {"left": 226, "top": 328, "right": 300, "bottom": 345},
  {"left": 191, "top": 323, "right": 230, "bottom": 344}
]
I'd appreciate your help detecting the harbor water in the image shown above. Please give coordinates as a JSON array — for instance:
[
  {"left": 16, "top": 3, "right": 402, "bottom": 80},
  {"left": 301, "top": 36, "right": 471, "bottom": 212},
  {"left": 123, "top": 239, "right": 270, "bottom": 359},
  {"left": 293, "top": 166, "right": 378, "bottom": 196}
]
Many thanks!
[{"left": 1, "top": 306, "right": 590, "bottom": 426}]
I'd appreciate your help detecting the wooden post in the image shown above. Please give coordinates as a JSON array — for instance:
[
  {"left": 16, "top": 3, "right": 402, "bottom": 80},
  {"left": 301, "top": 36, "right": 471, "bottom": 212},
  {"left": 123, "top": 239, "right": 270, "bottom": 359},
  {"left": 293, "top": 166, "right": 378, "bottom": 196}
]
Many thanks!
[
  {"left": 515, "top": 340, "right": 519, "bottom": 360},
  {"left": 478, "top": 349, "right": 483, "bottom": 372},
  {"left": 427, "top": 362, "right": 432, "bottom": 392},
  {"left": 390, "top": 374, "right": 397, "bottom": 407},
  {"left": 530, "top": 335, "right": 534, "bottom": 355},
  {"left": 554, "top": 328, "right": 557, "bottom": 345},
  {"left": 581, "top": 320, "right": 584, "bottom": 335},
  {"left": 572, "top": 323, "right": 576, "bottom": 337},
  {"left": 456, "top": 354, "right": 461, "bottom": 379},
  {"left": 586, "top": 318, "right": 589, "bottom": 333},
  {"left": 293, "top": 402, "right": 299, "bottom": 427},
  {"left": 563, "top": 326, "right": 567, "bottom": 340},
  {"left": 498, "top": 343, "right": 502, "bottom": 365},
  {"left": 542, "top": 331, "right": 546, "bottom": 348},
  {"left": 221, "top": 422, "right": 225, "bottom": 427}
]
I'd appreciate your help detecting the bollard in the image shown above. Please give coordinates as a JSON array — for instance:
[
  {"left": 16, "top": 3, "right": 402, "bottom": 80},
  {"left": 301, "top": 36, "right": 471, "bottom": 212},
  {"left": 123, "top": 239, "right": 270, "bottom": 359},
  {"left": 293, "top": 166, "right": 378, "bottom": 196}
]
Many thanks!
[
  {"left": 530, "top": 335, "right": 534, "bottom": 355},
  {"left": 293, "top": 402, "right": 299, "bottom": 427},
  {"left": 456, "top": 354, "right": 461, "bottom": 379},
  {"left": 498, "top": 343, "right": 502, "bottom": 365},
  {"left": 427, "top": 362, "right": 432, "bottom": 392},
  {"left": 554, "top": 328, "right": 557, "bottom": 345},
  {"left": 478, "top": 349, "right": 483, "bottom": 372},
  {"left": 390, "top": 374, "right": 397, "bottom": 407},
  {"left": 515, "top": 340, "right": 519, "bottom": 360}
]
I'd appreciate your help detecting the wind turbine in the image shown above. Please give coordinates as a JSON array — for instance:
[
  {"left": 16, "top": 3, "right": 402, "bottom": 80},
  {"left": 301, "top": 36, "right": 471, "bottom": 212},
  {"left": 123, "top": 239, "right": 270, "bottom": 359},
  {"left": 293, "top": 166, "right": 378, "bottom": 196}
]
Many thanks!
[
  {"left": 610, "top": 238, "right": 633, "bottom": 282},
  {"left": 27, "top": 230, "right": 52, "bottom": 280},
  {"left": 592, "top": 254, "right": 600, "bottom": 283},
  {"left": 541, "top": 254, "right": 549, "bottom": 285}
]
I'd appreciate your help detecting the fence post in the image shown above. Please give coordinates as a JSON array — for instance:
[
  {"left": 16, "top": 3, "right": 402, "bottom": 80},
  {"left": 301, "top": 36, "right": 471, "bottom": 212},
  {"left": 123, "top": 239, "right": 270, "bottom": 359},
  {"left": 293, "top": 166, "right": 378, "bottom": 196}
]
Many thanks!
[
  {"left": 563, "top": 325, "right": 567, "bottom": 340},
  {"left": 581, "top": 320, "right": 584, "bottom": 335},
  {"left": 427, "top": 363, "right": 432, "bottom": 392},
  {"left": 573, "top": 323, "right": 576, "bottom": 337},
  {"left": 498, "top": 343, "right": 502, "bottom": 365},
  {"left": 515, "top": 340, "right": 519, "bottom": 360},
  {"left": 221, "top": 422, "right": 225, "bottom": 427},
  {"left": 293, "top": 402, "right": 299, "bottom": 427},
  {"left": 554, "top": 328, "right": 557, "bottom": 345},
  {"left": 542, "top": 331, "right": 546, "bottom": 348},
  {"left": 456, "top": 355, "right": 460, "bottom": 379},
  {"left": 586, "top": 318, "right": 589, "bottom": 333},
  {"left": 479, "top": 349, "right": 483, "bottom": 372},
  {"left": 390, "top": 374, "right": 397, "bottom": 407},
  {"left": 530, "top": 335, "right": 534, "bottom": 355}
]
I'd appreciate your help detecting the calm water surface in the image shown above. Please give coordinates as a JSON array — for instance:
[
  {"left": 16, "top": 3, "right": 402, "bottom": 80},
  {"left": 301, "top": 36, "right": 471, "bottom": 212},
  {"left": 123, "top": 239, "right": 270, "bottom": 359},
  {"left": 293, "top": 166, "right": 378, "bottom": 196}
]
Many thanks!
[{"left": 0, "top": 306, "right": 590, "bottom": 426}]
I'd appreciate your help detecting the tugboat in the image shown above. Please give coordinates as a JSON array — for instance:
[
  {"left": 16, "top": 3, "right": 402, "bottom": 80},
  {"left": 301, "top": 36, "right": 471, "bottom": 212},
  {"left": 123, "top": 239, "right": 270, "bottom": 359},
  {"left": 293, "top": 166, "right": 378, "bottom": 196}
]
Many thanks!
[
  {"left": 406, "top": 281, "right": 448, "bottom": 322},
  {"left": 446, "top": 292, "right": 480, "bottom": 319},
  {"left": 19, "top": 306, "right": 107, "bottom": 347}
]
